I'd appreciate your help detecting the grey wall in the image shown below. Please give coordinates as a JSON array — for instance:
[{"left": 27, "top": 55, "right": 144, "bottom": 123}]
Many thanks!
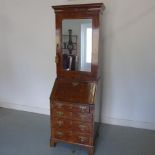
[
  {"left": 0, "top": 0, "right": 56, "bottom": 114},
  {"left": 0, "top": 0, "right": 155, "bottom": 130},
  {"left": 102, "top": 0, "right": 155, "bottom": 130}
]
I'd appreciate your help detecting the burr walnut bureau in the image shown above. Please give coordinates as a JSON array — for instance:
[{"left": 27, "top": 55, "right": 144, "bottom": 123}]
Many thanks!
[{"left": 50, "top": 3, "right": 105, "bottom": 155}]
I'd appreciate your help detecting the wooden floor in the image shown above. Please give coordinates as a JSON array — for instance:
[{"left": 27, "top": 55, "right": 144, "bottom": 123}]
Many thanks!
[{"left": 0, "top": 108, "right": 155, "bottom": 155}]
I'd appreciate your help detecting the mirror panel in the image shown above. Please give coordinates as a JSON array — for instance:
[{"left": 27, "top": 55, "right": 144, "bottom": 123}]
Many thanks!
[{"left": 62, "top": 19, "right": 92, "bottom": 72}]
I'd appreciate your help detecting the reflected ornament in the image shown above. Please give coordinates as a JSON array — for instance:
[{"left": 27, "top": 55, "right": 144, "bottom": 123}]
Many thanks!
[{"left": 67, "top": 29, "right": 74, "bottom": 54}]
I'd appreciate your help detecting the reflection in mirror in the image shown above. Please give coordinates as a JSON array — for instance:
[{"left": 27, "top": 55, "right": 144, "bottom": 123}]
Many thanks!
[{"left": 62, "top": 19, "right": 92, "bottom": 72}]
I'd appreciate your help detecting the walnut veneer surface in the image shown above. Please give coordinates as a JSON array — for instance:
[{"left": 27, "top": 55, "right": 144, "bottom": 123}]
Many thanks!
[{"left": 50, "top": 3, "right": 105, "bottom": 155}]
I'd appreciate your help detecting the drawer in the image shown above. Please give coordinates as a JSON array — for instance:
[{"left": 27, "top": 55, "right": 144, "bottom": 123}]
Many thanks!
[
  {"left": 53, "top": 110, "right": 93, "bottom": 123},
  {"left": 52, "top": 129, "right": 91, "bottom": 145},
  {"left": 53, "top": 129, "right": 72, "bottom": 141},
  {"left": 53, "top": 118, "right": 92, "bottom": 133},
  {"left": 53, "top": 102, "right": 90, "bottom": 113},
  {"left": 52, "top": 118, "right": 73, "bottom": 129},
  {"left": 73, "top": 133, "right": 91, "bottom": 145},
  {"left": 72, "top": 121, "right": 92, "bottom": 133}
]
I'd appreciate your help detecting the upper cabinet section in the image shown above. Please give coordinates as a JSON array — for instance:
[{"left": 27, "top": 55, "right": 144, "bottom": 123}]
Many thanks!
[{"left": 52, "top": 3, "right": 105, "bottom": 81}]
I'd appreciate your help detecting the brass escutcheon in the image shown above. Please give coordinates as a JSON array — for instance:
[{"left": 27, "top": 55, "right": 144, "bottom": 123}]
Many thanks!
[
  {"left": 79, "top": 136, "right": 87, "bottom": 142},
  {"left": 79, "top": 125, "right": 86, "bottom": 131},
  {"left": 57, "top": 131, "right": 63, "bottom": 137},
  {"left": 79, "top": 106, "right": 87, "bottom": 112},
  {"left": 72, "top": 82, "right": 79, "bottom": 87},
  {"left": 57, "top": 120, "right": 63, "bottom": 127},
  {"left": 57, "top": 111, "right": 64, "bottom": 117}
]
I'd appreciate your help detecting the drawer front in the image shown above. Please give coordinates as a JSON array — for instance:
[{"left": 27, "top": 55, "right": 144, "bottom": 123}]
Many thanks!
[
  {"left": 53, "top": 102, "right": 90, "bottom": 113},
  {"left": 53, "top": 118, "right": 92, "bottom": 133},
  {"left": 53, "top": 129, "right": 72, "bottom": 141},
  {"left": 53, "top": 118, "right": 73, "bottom": 129},
  {"left": 53, "top": 110, "right": 92, "bottom": 123},
  {"left": 73, "top": 121, "right": 92, "bottom": 133},
  {"left": 52, "top": 129, "right": 91, "bottom": 145},
  {"left": 73, "top": 133, "right": 90, "bottom": 145}
]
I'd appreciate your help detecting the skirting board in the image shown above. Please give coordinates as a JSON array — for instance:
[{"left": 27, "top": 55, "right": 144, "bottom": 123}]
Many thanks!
[
  {"left": 0, "top": 101, "right": 50, "bottom": 115},
  {"left": 0, "top": 101, "right": 154, "bottom": 131},
  {"left": 102, "top": 116, "right": 155, "bottom": 131}
]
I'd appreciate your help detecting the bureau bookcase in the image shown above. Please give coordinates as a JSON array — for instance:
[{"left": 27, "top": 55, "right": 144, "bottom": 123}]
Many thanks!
[{"left": 50, "top": 3, "right": 105, "bottom": 155}]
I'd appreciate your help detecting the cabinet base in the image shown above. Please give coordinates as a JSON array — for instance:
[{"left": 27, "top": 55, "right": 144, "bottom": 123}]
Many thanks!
[
  {"left": 50, "top": 138, "right": 95, "bottom": 155},
  {"left": 50, "top": 138, "right": 56, "bottom": 147},
  {"left": 88, "top": 147, "right": 94, "bottom": 155}
]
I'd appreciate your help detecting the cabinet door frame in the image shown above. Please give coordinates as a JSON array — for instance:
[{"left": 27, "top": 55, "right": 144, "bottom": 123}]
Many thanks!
[{"left": 53, "top": 3, "right": 104, "bottom": 81}]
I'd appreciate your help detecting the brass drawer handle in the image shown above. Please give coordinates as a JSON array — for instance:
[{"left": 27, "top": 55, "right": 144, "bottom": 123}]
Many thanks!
[
  {"left": 56, "top": 103, "right": 63, "bottom": 108},
  {"left": 57, "top": 111, "right": 64, "bottom": 117},
  {"left": 57, "top": 120, "right": 63, "bottom": 127},
  {"left": 79, "top": 106, "right": 87, "bottom": 112},
  {"left": 69, "top": 112, "right": 73, "bottom": 117},
  {"left": 79, "top": 115, "right": 86, "bottom": 120},
  {"left": 68, "top": 106, "right": 73, "bottom": 109},
  {"left": 57, "top": 131, "right": 63, "bottom": 137},
  {"left": 78, "top": 136, "right": 87, "bottom": 143},
  {"left": 79, "top": 125, "right": 86, "bottom": 131},
  {"left": 72, "top": 82, "right": 79, "bottom": 86}
]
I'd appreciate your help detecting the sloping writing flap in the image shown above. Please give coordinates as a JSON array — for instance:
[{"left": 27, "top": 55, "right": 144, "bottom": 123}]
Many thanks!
[{"left": 51, "top": 79, "right": 96, "bottom": 104}]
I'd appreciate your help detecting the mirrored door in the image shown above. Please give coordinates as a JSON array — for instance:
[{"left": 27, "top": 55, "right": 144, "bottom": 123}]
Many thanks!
[{"left": 62, "top": 19, "right": 92, "bottom": 72}]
